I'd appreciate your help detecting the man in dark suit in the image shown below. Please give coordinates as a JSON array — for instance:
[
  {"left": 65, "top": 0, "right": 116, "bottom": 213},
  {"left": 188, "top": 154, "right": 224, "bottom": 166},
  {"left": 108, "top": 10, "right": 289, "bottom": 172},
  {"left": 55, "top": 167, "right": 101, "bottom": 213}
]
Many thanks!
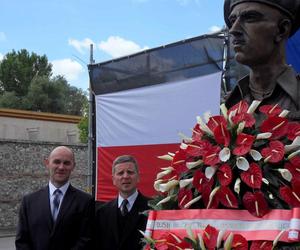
[
  {"left": 15, "top": 146, "right": 94, "bottom": 250},
  {"left": 95, "top": 155, "right": 149, "bottom": 250}
]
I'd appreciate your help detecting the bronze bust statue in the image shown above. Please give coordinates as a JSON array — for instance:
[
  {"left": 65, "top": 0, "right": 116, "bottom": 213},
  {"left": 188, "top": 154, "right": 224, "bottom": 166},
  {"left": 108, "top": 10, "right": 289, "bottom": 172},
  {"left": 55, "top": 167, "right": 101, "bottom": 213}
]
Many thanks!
[{"left": 224, "top": 0, "right": 300, "bottom": 120}]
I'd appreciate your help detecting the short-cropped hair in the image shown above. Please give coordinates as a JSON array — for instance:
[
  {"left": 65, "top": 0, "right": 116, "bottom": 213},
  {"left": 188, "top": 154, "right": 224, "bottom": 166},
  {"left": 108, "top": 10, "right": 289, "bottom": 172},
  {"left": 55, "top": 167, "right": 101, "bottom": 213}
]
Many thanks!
[{"left": 112, "top": 155, "right": 139, "bottom": 174}]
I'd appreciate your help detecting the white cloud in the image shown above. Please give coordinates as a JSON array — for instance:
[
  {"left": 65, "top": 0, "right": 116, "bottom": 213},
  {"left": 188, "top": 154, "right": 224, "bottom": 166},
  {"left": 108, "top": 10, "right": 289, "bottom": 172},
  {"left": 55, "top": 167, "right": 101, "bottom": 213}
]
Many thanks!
[
  {"left": 68, "top": 38, "right": 95, "bottom": 54},
  {"left": 0, "top": 53, "right": 3, "bottom": 61},
  {"left": 209, "top": 25, "right": 222, "bottom": 33},
  {"left": 98, "top": 36, "right": 149, "bottom": 58},
  {"left": 51, "top": 58, "right": 84, "bottom": 82},
  {"left": 0, "top": 32, "right": 6, "bottom": 42}
]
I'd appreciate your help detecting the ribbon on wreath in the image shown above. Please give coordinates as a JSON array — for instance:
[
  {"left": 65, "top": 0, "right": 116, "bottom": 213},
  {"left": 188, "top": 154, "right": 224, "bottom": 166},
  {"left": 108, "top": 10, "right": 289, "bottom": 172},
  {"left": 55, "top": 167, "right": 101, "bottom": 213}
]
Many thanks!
[{"left": 145, "top": 208, "right": 300, "bottom": 242}]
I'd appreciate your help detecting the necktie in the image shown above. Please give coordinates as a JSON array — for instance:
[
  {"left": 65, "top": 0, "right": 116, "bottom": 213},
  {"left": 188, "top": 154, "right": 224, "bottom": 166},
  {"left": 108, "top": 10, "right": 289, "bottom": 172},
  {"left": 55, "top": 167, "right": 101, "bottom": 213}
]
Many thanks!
[
  {"left": 52, "top": 189, "right": 62, "bottom": 221},
  {"left": 120, "top": 199, "right": 128, "bottom": 216}
]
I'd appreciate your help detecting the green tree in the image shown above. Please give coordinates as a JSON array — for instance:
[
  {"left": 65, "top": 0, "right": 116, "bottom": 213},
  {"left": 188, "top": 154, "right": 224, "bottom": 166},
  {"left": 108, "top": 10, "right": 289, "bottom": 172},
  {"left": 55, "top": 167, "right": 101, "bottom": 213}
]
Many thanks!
[
  {"left": 77, "top": 100, "right": 89, "bottom": 143},
  {"left": 0, "top": 49, "right": 51, "bottom": 96},
  {"left": 0, "top": 49, "right": 87, "bottom": 116}
]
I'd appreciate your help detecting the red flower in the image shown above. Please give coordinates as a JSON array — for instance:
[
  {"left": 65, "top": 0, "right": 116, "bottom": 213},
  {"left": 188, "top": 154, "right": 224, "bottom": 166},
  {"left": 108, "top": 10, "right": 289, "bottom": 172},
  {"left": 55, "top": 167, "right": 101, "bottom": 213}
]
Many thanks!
[
  {"left": 186, "top": 140, "right": 213, "bottom": 157},
  {"left": 279, "top": 179, "right": 300, "bottom": 207},
  {"left": 203, "top": 145, "right": 221, "bottom": 166},
  {"left": 207, "top": 115, "right": 227, "bottom": 131},
  {"left": 193, "top": 170, "right": 214, "bottom": 193},
  {"left": 285, "top": 156, "right": 300, "bottom": 180},
  {"left": 232, "top": 113, "right": 256, "bottom": 128},
  {"left": 217, "top": 164, "right": 233, "bottom": 186},
  {"left": 232, "top": 234, "right": 248, "bottom": 250},
  {"left": 218, "top": 186, "right": 238, "bottom": 208},
  {"left": 192, "top": 123, "right": 203, "bottom": 142},
  {"left": 260, "top": 116, "right": 288, "bottom": 139},
  {"left": 178, "top": 188, "right": 193, "bottom": 209},
  {"left": 214, "top": 123, "right": 231, "bottom": 146},
  {"left": 261, "top": 140, "right": 284, "bottom": 163},
  {"left": 154, "top": 232, "right": 191, "bottom": 250},
  {"left": 250, "top": 241, "right": 273, "bottom": 250},
  {"left": 202, "top": 224, "right": 219, "bottom": 249},
  {"left": 228, "top": 100, "right": 249, "bottom": 115},
  {"left": 171, "top": 149, "right": 188, "bottom": 175},
  {"left": 240, "top": 163, "right": 262, "bottom": 189},
  {"left": 259, "top": 104, "right": 282, "bottom": 117},
  {"left": 233, "top": 133, "right": 255, "bottom": 156},
  {"left": 242, "top": 191, "right": 269, "bottom": 217},
  {"left": 228, "top": 101, "right": 256, "bottom": 127},
  {"left": 287, "top": 122, "right": 300, "bottom": 141}
]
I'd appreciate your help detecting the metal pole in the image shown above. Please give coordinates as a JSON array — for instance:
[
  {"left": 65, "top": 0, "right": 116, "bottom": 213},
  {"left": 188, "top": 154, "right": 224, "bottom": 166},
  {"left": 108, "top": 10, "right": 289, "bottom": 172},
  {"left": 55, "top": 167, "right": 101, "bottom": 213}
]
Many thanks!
[{"left": 87, "top": 44, "right": 94, "bottom": 194}]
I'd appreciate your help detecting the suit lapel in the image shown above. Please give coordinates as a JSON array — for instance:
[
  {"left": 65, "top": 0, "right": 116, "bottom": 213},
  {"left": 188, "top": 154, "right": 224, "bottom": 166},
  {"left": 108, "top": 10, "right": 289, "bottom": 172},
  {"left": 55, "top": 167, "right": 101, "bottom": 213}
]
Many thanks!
[
  {"left": 119, "top": 193, "right": 145, "bottom": 246},
  {"left": 110, "top": 199, "right": 119, "bottom": 243},
  {"left": 40, "top": 186, "right": 54, "bottom": 232}
]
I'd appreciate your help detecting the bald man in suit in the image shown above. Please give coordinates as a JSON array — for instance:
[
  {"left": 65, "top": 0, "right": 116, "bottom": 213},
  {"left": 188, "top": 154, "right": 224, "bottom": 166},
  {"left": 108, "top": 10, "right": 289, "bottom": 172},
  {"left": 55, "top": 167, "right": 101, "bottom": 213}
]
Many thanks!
[{"left": 15, "top": 146, "right": 94, "bottom": 250}]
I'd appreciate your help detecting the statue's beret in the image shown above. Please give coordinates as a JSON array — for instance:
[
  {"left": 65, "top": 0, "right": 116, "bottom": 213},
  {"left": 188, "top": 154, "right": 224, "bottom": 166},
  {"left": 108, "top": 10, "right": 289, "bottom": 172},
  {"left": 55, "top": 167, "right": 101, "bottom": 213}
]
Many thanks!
[{"left": 224, "top": 0, "right": 300, "bottom": 36}]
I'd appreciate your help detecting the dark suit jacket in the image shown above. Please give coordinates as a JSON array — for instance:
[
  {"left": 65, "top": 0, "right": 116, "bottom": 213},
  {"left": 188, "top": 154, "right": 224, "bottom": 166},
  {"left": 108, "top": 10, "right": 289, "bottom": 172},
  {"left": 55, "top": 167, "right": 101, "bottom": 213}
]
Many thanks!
[
  {"left": 15, "top": 185, "right": 94, "bottom": 250},
  {"left": 95, "top": 192, "right": 149, "bottom": 250}
]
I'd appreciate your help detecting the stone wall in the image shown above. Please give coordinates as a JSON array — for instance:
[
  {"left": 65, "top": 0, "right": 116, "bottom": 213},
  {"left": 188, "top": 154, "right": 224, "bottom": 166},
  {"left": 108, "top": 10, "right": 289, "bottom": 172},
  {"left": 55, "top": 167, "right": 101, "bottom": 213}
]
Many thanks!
[{"left": 0, "top": 139, "right": 89, "bottom": 233}]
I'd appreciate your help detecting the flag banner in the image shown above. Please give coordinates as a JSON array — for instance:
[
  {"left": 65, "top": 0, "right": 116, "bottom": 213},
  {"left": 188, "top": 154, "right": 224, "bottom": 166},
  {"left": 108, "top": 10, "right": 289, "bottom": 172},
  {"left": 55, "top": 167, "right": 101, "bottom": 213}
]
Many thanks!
[
  {"left": 146, "top": 208, "right": 300, "bottom": 242},
  {"left": 95, "top": 72, "right": 222, "bottom": 201},
  {"left": 89, "top": 34, "right": 224, "bottom": 201}
]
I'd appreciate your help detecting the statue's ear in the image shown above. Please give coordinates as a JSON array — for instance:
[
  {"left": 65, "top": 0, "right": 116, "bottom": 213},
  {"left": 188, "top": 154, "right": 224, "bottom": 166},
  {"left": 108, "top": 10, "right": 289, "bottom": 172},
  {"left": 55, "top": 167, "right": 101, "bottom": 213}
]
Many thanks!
[{"left": 275, "top": 18, "right": 292, "bottom": 42}]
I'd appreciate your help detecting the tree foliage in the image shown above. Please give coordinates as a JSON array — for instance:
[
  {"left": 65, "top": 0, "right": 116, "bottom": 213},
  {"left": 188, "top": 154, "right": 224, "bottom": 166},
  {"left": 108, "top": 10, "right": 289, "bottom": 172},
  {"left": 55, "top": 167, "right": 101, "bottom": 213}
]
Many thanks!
[{"left": 0, "top": 49, "right": 87, "bottom": 116}]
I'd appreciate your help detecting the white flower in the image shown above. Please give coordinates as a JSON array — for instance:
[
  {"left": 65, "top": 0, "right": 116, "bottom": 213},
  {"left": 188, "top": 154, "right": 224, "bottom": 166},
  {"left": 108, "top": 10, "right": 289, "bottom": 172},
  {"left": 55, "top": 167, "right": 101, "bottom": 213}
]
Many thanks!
[
  {"left": 228, "top": 109, "right": 237, "bottom": 127},
  {"left": 180, "top": 143, "right": 188, "bottom": 150},
  {"left": 157, "top": 154, "right": 173, "bottom": 161},
  {"left": 236, "top": 121, "right": 245, "bottom": 134},
  {"left": 247, "top": 100, "right": 261, "bottom": 114},
  {"left": 273, "top": 230, "right": 285, "bottom": 248},
  {"left": 256, "top": 132, "right": 272, "bottom": 140},
  {"left": 205, "top": 166, "right": 217, "bottom": 180},
  {"left": 197, "top": 116, "right": 213, "bottom": 136},
  {"left": 219, "top": 147, "right": 231, "bottom": 162},
  {"left": 236, "top": 157, "right": 250, "bottom": 171},
  {"left": 178, "top": 132, "right": 193, "bottom": 143},
  {"left": 186, "top": 224, "right": 196, "bottom": 244},
  {"left": 156, "top": 195, "right": 173, "bottom": 206},
  {"left": 156, "top": 167, "right": 174, "bottom": 180},
  {"left": 217, "top": 230, "right": 226, "bottom": 249},
  {"left": 224, "top": 232, "right": 234, "bottom": 250},
  {"left": 234, "top": 178, "right": 241, "bottom": 194},
  {"left": 250, "top": 149, "right": 262, "bottom": 161},
  {"left": 285, "top": 136, "right": 300, "bottom": 153},
  {"left": 154, "top": 179, "right": 164, "bottom": 191},
  {"left": 184, "top": 195, "right": 201, "bottom": 209},
  {"left": 197, "top": 233, "right": 206, "bottom": 250},
  {"left": 278, "top": 169, "right": 292, "bottom": 182},
  {"left": 288, "top": 149, "right": 300, "bottom": 160},
  {"left": 220, "top": 103, "right": 228, "bottom": 119},
  {"left": 204, "top": 111, "right": 212, "bottom": 123},
  {"left": 262, "top": 178, "right": 269, "bottom": 185},
  {"left": 179, "top": 177, "right": 194, "bottom": 188},
  {"left": 207, "top": 186, "right": 220, "bottom": 208},
  {"left": 186, "top": 159, "right": 203, "bottom": 169},
  {"left": 156, "top": 180, "right": 179, "bottom": 192},
  {"left": 279, "top": 110, "right": 289, "bottom": 117}
]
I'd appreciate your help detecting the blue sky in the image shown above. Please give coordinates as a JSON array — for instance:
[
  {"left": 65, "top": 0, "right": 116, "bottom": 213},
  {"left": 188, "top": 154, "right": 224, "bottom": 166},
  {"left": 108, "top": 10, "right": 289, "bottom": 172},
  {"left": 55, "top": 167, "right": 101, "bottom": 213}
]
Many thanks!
[{"left": 0, "top": 0, "right": 225, "bottom": 91}]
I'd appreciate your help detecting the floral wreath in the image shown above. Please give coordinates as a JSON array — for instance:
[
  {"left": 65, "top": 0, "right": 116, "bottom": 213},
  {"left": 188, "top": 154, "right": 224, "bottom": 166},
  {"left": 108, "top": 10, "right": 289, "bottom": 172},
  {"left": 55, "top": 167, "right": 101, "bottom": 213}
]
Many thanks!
[{"left": 144, "top": 100, "right": 300, "bottom": 249}]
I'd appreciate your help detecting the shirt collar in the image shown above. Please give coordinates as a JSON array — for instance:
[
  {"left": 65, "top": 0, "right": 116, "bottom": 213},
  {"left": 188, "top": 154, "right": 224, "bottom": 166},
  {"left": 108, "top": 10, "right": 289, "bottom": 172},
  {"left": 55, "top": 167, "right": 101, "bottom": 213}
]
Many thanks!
[
  {"left": 235, "top": 66, "right": 298, "bottom": 105},
  {"left": 49, "top": 181, "right": 70, "bottom": 196},
  {"left": 118, "top": 190, "right": 138, "bottom": 210}
]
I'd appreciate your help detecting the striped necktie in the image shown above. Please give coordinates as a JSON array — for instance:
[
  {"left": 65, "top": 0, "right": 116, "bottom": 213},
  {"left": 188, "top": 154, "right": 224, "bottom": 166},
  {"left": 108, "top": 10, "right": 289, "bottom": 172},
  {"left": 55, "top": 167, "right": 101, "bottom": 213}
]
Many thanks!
[{"left": 52, "top": 189, "right": 62, "bottom": 221}]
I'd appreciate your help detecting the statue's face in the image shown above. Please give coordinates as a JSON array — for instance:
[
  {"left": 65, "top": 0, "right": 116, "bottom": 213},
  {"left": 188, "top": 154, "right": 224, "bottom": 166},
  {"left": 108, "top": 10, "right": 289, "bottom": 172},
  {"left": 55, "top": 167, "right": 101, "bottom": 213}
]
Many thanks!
[{"left": 228, "top": 2, "right": 283, "bottom": 66}]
